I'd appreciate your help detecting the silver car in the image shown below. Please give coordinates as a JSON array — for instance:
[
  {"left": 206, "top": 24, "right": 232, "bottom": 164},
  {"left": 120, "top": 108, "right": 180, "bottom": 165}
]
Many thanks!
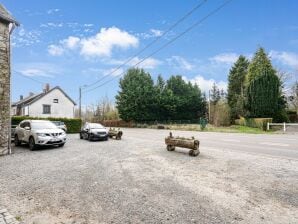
[
  {"left": 51, "top": 121, "right": 67, "bottom": 132},
  {"left": 14, "top": 120, "right": 67, "bottom": 150}
]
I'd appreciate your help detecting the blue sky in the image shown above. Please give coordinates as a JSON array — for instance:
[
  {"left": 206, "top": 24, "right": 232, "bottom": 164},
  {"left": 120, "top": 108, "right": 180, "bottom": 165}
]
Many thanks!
[{"left": 2, "top": 0, "right": 298, "bottom": 105}]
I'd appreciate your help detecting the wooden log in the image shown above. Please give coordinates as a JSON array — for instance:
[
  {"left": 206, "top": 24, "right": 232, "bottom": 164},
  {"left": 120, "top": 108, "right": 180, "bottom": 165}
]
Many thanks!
[
  {"left": 165, "top": 132, "right": 200, "bottom": 156},
  {"left": 108, "top": 128, "right": 123, "bottom": 140}
]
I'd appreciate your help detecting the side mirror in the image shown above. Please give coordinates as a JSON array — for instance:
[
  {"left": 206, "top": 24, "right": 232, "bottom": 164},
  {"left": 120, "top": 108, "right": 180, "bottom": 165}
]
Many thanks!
[{"left": 24, "top": 126, "right": 31, "bottom": 130}]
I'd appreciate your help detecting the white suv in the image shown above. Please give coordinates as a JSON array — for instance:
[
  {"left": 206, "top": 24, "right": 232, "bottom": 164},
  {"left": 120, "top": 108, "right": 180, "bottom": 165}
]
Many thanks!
[{"left": 14, "top": 120, "right": 67, "bottom": 150}]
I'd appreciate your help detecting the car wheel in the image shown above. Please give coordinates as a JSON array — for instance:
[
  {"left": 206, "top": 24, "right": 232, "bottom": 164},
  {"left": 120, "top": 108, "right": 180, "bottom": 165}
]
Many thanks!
[
  {"left": 29, "top": 137, "right": 37, "bottom": 151},
  {"left": 80, "top": 133, "right": 83, "bottom": 139},
  {"left": 14, "top": 135, "right": 21, "bottom": 146},
  {"left": 59, "top": 143, "right": 65, "bottom": 147},
  {"left": 105, "top": 137, "right": 109, "bottom": 141}
]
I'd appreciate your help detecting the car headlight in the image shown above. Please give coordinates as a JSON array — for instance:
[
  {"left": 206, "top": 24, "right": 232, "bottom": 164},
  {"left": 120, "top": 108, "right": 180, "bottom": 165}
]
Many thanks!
[{"left": 37, "top": 133, "right": 47, "bottom": 137}]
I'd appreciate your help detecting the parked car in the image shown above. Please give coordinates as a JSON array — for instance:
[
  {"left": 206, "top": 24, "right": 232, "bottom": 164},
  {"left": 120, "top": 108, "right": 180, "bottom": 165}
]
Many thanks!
[
  {"left": 14, "top": 120, "right": 67, "bottom": 150},
  {"left": 52, "top": 121, "right": 67, "bottom": 132},
  {"left": 11, "top": 125, "right": 17, "bottom": 142},
  {"left": 80, "top": 123, "right": 108, "bottom": 141}
]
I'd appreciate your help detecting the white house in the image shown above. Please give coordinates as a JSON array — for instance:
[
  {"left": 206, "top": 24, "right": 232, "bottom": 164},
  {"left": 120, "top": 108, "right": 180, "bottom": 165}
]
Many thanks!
[{"left": 12, "top": 84, "right": 76, "bottom": 118}]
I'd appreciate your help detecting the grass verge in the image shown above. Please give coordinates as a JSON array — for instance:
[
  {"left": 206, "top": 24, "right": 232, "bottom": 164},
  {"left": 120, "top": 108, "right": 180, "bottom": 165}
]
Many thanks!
[{"left": 143, "top": 124, "right": 273, "bottom": 134}]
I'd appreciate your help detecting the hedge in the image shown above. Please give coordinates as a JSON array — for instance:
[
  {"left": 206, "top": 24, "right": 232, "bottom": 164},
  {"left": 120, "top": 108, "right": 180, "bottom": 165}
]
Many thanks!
[
  {"left": 235, "top": 117, "right": 272, "bottom": 130},
  {"left": 11, "top": 116, "right": 82, "bottom": 133}
]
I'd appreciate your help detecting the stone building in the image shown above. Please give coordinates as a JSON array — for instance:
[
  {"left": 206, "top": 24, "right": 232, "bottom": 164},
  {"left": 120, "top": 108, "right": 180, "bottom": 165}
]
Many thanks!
[{"left": 0, "top": 4, "right": 19, "bottom": 155}]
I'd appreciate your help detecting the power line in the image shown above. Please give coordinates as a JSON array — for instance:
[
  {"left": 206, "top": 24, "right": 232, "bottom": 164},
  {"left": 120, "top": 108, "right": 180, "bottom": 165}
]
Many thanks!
[
  {"left": 83, "top": 0, "right": 209, "bottom": 90},
  {"left": 12, "top": 69, "right": 45, "bottom": 85},
  {"left": 83, "top": 0, "right": 233, "bottom": 94}
]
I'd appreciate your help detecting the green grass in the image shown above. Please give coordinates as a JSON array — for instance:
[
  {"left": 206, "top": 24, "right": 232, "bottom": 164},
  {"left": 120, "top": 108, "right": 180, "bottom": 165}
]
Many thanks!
[
  {"left": 205, "top": 125, "right": 268, "bottom": 134},
  {"left": 145, "top": 124, "right": 273, "bottom": 134}
]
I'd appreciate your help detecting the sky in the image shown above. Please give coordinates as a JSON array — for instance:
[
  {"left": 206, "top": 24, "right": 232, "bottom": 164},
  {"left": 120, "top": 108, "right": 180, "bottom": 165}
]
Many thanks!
[{"left": 2, "top": 0, "right": 298, "bottom": 105}]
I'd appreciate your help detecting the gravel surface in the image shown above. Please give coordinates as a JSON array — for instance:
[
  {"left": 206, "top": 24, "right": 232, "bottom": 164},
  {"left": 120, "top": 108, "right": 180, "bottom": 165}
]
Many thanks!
[{"left": 0, "top": 128, "right": 297, "bottom": 224}]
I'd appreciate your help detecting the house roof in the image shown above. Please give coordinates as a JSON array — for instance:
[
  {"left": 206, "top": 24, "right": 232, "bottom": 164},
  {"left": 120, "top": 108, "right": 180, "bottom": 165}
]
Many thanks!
[
  {"left": 12, "top": 86, "right": 77, "bottom": 106},
  {"left": 11, "top": 93, "right": 43, "bottom": 107},
  {"left": 0, "top": 4, "right": 19, "bottom": 26}
]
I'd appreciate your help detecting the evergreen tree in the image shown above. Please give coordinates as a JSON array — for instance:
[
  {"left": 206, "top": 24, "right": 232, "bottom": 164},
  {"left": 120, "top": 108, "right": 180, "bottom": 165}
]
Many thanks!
[
  {"left": 210, "top": 82, "right": 220, "bottom": 105},
  {"left": 247, "top": 47, "right": 275, "bottom": 83},
  {"left": 245, "top": 47, "right": 287, "bottom": 121},
  {"left": 227, "top": 55, "right": 249, "bottom": 119},
  {"left": 154, "top": 75, "right": 176, "bottom": 121},
  {"left": 116, "top": 68, "right": 156, "bottom": 121},
  {"left": 246, "top": 72, "right": 280, "bottom": 118},
  {"left": 166, "top": 75, "right": 206, "bottom": 120}
]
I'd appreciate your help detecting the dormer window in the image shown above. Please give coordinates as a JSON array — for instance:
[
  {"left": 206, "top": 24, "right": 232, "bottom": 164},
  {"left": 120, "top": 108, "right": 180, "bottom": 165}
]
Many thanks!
[{"left": 53, "top": 99, "right": 58, "bottom": 103}]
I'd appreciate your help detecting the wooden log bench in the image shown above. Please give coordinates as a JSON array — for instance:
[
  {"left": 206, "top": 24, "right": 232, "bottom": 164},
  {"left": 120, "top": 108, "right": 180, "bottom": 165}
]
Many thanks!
[{"left": 165, "top": 132, "right": 200, "bottom": 156}]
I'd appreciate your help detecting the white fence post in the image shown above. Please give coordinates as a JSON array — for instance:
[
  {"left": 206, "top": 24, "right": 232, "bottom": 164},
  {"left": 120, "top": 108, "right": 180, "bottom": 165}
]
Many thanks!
[
  {"left": 283, "top": 122, "right": 286, "bottom": 133},
  {"left": 267, "top": 122, "right": 270, "bottom": 131}
]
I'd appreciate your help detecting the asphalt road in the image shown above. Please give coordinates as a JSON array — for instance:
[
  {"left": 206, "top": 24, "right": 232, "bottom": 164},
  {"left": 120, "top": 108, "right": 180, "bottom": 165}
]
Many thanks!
[
  {"left": 121, "top": 128, "right": 298, "bottom": 160},
  {"left": 189, "top": 131, "right": 298, "bottom": 160},
  {"left": 1, "top": 128, "right": 297, "bottom": 224}
]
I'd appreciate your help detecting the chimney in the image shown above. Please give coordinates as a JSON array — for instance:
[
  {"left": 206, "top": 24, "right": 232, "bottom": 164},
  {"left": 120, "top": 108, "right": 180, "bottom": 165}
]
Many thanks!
[
  {"left": 20, "top": 95, "right": 23, "bottom": 100},
  {"left": 43, "top": 83, "right": 50, "bottom": 93},
  {"left": 29, "top": 92, "right": 34, "bottom": 96}
]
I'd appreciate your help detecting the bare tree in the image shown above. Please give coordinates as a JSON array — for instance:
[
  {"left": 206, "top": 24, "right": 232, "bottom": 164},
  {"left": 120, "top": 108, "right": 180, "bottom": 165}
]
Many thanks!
[{"left": 289, "top": 81, "right": 298, "bottom": 115}]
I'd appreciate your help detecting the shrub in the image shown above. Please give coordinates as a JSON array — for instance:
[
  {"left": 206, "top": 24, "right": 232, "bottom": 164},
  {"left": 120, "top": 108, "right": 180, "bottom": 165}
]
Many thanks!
[
  {"left": 199, "top": 117, "right": 208, "bottom": 130},
  {"left": 213, "top": 102, "right": 231, "bottom": 126},
  {"left": 157, "top": 125, "right": 165, "bottom": 129},
  {"left": 11, "top": 116, "right": 82, "bottom": 133},
  {"left": 235, "top": 117, "right": 272, "bottom": 130}
]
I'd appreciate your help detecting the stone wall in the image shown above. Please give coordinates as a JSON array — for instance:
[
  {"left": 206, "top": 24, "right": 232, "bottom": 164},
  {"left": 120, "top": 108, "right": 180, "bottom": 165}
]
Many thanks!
[{"left": 0, "top": 21, "right": 10, "bottom": 156}]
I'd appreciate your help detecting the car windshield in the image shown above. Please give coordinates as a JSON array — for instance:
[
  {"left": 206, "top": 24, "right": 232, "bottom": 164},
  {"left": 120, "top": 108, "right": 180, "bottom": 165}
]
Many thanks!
[
  {"left": 89, "top": 123, "right": 104, "bottom": 129},
  {"left": 31, "top": 121, "right": 58, "bottom": 129},
  {"left": 52, "top": 121, "right": 63, "bottom": 126}
]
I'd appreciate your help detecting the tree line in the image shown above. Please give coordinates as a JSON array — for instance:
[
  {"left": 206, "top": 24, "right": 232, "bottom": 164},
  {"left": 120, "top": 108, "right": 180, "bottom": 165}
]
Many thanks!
[
  {"left": 115, "top": 47, "right": 292, "bottom": 124},
  {"left": 116, "top": 68, "right": 207, "bottom": 122}
]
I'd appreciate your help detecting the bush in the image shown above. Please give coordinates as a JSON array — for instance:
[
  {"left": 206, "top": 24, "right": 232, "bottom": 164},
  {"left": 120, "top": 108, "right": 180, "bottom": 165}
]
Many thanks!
[
  {"left": 157, "top": 125, "right": 165, "bottom": 129},
  {"left": 287, "top": 111, "right": 298, "bottom": 122},
  {"left": 235, "top": 117, "right": 272, "bottom": 130},
  {"left": 213, "top": 102, "right": 231, "bottom": 126},
  {"left": 11, "top": 116, "right": 82, "bottom": 133}
]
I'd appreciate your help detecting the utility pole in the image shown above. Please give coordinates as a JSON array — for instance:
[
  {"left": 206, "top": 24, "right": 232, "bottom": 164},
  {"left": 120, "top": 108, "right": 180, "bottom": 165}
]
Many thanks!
[
  {"left": 208, "top": 89, "right": 211, "bottom": 122},
  {"left": 79, "top": 85, "right": 88, "bottom": 119},
  {"left": 79, "top": 87, "right": 82, "bottom": 119}
]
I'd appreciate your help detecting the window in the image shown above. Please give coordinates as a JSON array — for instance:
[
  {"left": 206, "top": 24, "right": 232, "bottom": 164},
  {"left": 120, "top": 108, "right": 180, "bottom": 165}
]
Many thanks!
[
  {"left": 53, "top": 99, "right": 59, "bottom": 103},
  {"left": 43, "top": 104, "right": 51, "bottom": 114},
  {"left": 20, "top": 121, "right": 26, "bottom": 128},
  {"left": 20, "top": 121, "right": 30, "bottom": 129}
]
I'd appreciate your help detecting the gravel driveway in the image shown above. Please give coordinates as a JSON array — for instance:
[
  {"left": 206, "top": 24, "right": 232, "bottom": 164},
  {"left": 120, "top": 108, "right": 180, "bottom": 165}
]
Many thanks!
[{"left": 0, "top": 129, "right": 297, "bottom": 224}]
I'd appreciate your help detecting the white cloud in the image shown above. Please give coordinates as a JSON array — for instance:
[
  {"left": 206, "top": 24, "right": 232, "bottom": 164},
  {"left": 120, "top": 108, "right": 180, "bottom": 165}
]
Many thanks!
[
  {"left": 49, "top": 27, "right": 138, "bottom": 58},
  {"left": 137, "top": 28, "right": 164, "bottom": 39},
  {"left": 183, "top": 75, "right": 227, "bottom": 93},
  {"left": 12, "top": 26, "right": 41, "bottom": 47},
  {"left": 48, "top": 44, "right": 64, "bottom": 56},
  {"left": 80, "top": 27, "right": 139, "bottom": 57},
  {"left": 40, "top": 22, "right": 63, "bottom": 28},
  {"left": 129, "top": 57, "right": 162, "bottom": 69},
  {"left": 47, "top": 8, "right": 60, "bottom": 14},
  {"left": 19, "top": 69, "right": 54, "bottom": 78},
  {"left": 167, "top": 56, "right": 194, "bottom": 71},
  {"left": 47, "top": 36, "right": 80, "bottom": 55},
  {"left": 150, "top": 29, "right": 163, "bottom": 37},
  {"left": 269, "top": 50, "right": 298, "bottom": 69},
  {"left": 210, "top": 53, "right": 239, "bottom": 64},
  {"left": 15, "top": 63, "right": 61, "bottom": 78},
  {"left": 61, "top": 36, "right": 80, "bottom": 49},
  {"left": 84, "top": 24, "right": 94, "bottom": 27}
]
